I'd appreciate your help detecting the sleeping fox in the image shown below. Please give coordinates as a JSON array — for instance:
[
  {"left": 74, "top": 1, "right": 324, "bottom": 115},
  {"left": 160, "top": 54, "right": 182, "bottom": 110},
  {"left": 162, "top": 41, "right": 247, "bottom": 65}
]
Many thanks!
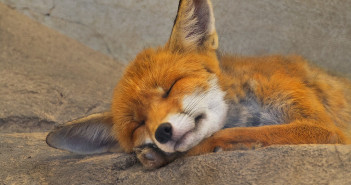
[{"left": 46, "top": 0, "right": 351, "bottom": 169}]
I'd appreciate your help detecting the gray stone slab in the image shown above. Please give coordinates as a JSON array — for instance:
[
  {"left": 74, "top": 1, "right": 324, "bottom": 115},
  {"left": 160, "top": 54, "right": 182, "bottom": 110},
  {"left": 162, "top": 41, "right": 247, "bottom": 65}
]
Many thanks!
[
  {"left": 1, "top": 0, "right": 350, "bottom": 78},
  {"left": 1, "top": 2, "right": 351, "bottom": 185},
  {"left": 0, "top": 3, "right": 125, "bottom": 132},
  {"left": 1, "top": 132, "right": 351, "bottom": 185}
]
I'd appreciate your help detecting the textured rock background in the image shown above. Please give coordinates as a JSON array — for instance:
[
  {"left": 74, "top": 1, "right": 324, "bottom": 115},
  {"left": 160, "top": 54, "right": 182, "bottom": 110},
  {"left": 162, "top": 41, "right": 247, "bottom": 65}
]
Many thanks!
[
  {"left": 0, "top": 2, "right": 124, "bottom": 132},
  {"left": 2, "top": 133, "right": 351, "bottom": 185},
  {"left": 1, "top": 0, "right": 351, "bottom": 78},
  {"left": 1, "top": 1, "right": 351, "bottom": 184}
]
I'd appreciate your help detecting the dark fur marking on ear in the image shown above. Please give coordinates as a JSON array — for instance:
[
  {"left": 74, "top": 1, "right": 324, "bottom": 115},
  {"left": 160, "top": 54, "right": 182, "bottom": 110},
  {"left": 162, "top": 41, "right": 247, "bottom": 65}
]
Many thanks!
[
  {"left": 170, "top": 0, "right": 211, "bottom": 46},
  {"left": 173, "top": 0, "right": 183, "bottom": 26},
  {"left": 186, "top": 0, "right": 210, "bottom": 45},
  {"left": 169, "top": 0, "right": 184, "bottom": 40}
]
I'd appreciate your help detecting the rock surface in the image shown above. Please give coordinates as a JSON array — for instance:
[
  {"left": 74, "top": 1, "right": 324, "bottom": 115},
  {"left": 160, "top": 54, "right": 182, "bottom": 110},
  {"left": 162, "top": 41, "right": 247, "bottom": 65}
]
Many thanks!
[
  {"left": 0, "top": 2, "right": 124, "bottom": 132},
  {"left": 1, "top": 2, "right": 351, "bottom": 185},
  {"left": 1, "top": 0, "right": 351, "bottom": 79},
  {"left": 2, "top": 132, "right": 351, "bottom": 185}
]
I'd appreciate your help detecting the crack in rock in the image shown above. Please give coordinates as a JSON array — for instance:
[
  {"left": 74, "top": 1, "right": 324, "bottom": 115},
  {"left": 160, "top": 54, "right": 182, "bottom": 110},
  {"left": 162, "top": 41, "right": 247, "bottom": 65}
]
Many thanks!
[{"left": 0, "top": 116, "right": 56, "bottom": 133}]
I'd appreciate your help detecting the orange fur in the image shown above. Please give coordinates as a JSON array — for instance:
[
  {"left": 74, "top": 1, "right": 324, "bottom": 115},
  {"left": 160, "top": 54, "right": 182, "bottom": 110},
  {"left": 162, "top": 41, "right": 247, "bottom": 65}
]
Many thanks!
[
  {"left": 187, "top": 55, "right": 351, "bottom": 156},
  {"left": 110, "top": 0, "right": 351, "bottom": 156},
  {"left": 46, "top": 0, "right": 351, "bottom": 169},
  {"left": 111, "top": 49, "right": 221, "bottom": 152},
  {"left": 111, "top": 49, "right": 351, "bottom": 154}
]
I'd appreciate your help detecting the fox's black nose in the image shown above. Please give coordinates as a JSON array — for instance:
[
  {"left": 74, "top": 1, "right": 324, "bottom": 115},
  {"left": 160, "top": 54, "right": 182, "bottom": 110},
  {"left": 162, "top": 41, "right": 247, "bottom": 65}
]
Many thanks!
[{"left": 155, "top": 123, "right": 172, "bottom": 144}]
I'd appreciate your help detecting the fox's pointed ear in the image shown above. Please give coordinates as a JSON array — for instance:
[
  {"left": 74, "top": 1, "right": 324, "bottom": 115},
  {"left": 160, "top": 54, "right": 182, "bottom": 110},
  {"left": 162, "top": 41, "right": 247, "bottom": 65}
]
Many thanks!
[
  {"left": 46, "top": 112, "right": 122, "bottom": 154},
  {"left": 166, "top": 0, "right": 218, "bottom": 52}
]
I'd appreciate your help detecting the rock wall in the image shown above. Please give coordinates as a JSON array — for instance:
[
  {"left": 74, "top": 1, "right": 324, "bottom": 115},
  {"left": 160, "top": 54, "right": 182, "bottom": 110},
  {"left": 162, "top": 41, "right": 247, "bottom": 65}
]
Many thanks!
[
  {"left": 1, "top": 1, "right": 351, "bottom": 184},
  {"left": 1, "top": 0, "right": 351, "bottom": 78},
  {"left": 0, "top": 2, "right": 124, "bottom": 131}
]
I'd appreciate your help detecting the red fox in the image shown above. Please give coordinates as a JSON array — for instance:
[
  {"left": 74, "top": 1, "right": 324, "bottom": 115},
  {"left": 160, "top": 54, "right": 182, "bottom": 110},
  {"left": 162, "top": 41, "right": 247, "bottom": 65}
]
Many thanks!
[{"left": 47, "top": 0, "right": 351, "bottom": 169}]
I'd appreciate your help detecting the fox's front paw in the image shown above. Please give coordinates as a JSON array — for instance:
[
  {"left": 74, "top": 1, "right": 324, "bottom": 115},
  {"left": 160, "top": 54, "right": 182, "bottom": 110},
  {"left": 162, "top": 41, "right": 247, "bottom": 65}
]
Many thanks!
[
  {"left": 133, "top": 144, "right": 180, "bottom": 169},
  {"left": 134, "top": 145, "right": 167, "bottom": 169},
  {"left": 187, "top": 138, "right": 265, "bottom": 156}
]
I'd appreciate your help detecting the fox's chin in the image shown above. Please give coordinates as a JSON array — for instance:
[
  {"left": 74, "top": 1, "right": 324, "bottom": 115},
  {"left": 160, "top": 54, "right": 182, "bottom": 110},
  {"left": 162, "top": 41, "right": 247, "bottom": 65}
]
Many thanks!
[
  {"left": 174, "top": 129, "right": 202, "bottom": 152},
  {"left": 156, "top": 141, "right": 177, "bottom": 153},
  {"left": 155, "top": 141, "right": 195, "bottom": 153},
  {"left": 156, "top": 120, "right": 212, "bottom": 153},
  {"left": 155, "top": 134, "right": 197, "bottom": 153},
  {"left": 155, "top": 130, "right": 208, "bottom": 153}
]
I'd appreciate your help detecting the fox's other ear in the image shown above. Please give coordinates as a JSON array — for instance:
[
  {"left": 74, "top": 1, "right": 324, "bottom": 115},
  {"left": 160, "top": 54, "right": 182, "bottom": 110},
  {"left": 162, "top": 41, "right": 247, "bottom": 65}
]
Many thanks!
[
  {"left": 46, "top": 112, "right": 122, "bottom": 154},
  {"left": 166, "top": 0, "right": 218, "bottom": 52}
]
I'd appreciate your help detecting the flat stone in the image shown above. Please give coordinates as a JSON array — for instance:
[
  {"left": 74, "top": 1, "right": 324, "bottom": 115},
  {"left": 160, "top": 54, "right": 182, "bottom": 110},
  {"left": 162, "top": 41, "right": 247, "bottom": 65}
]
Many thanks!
[
  {"left": 1, "top": 132, "right": 351, "bottom": 184},
  {"left": 0, "top": 2, "right": 124, "bottom": 132}
]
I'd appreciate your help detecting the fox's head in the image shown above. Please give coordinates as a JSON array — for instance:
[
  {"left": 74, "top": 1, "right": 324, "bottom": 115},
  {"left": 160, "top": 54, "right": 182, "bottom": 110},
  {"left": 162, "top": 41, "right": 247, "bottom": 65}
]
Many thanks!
[{"left": 47, "top": 0, "right": 228, "bottom": 156}]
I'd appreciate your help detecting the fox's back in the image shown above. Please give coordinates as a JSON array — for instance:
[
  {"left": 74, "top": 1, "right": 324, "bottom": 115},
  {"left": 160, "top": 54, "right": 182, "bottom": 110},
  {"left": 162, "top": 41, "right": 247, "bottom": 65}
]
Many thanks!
[{"left": 219, "top": 55, "right": 351, "bottom": 139}]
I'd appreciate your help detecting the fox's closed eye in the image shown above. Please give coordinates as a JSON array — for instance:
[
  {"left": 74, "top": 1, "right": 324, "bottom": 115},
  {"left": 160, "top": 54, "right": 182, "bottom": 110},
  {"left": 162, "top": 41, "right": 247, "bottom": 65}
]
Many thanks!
[
  {"left": 163, "top": 79, "right": 181, "bottom": 98},
  {"left": 139, "top": 120, "right": 145, "bottom": 125}
]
